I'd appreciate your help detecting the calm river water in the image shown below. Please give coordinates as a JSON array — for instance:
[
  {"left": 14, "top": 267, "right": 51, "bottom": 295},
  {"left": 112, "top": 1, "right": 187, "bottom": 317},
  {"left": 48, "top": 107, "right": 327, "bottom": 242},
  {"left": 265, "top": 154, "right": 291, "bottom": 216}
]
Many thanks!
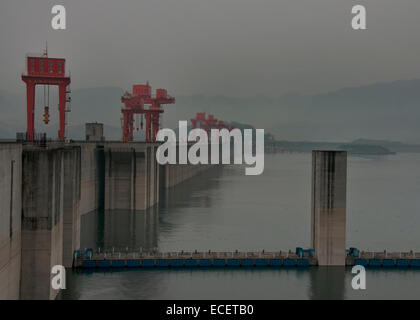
[{"left": 61, "top": 153, "right": 420, "bottom": 299}]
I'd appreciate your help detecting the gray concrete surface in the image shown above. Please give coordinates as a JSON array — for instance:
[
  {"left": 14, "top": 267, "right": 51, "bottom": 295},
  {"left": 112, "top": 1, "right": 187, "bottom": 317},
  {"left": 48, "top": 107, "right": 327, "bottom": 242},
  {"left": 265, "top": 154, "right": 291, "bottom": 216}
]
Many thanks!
[
  {"left": 311, "top": 150, "right": 347, "bottom": 266},
  {"left": 21, "top": 147, "right": 66, "bottom": 299},
  {"left": 0, "top": 143, "right": 22, "bottom": 299},
  {"left": 85, "top": 123, "right": 104, "bottom": 141},
  {"left": 0, "top": 140, "right": 211, "bottom": 299}
]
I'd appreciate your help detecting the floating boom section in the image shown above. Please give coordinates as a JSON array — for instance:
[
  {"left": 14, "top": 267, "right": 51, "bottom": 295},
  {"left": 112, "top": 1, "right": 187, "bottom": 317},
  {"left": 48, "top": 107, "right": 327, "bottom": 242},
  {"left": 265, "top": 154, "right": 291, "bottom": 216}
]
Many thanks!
[{"left": 121, "top": 83, "right": 175, "bottom": 142}]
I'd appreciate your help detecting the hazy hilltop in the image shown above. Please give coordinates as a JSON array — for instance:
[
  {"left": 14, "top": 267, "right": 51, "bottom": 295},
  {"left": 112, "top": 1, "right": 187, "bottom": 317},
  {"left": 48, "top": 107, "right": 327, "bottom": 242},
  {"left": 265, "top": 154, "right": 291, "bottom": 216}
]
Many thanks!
[
  {"left": 0, "top": 79, "right": 420, "bottom": 143},
  {"left": 172, "top": 79, "right": 420, "bottom": 143}
]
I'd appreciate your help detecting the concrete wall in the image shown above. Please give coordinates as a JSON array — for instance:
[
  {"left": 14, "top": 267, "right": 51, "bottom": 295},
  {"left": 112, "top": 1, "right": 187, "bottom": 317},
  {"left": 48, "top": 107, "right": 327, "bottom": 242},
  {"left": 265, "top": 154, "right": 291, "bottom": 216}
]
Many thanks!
[
  {"left": 104, "top": 144, "right": 160, "bottom": 211},
  {"left": 81, "top": 141, "right": 211, "bottom": 210},
  {"left": 0, "top": 144, "right": 22, "bottom": 300},
  {"left": 102, "top": 206, "right": 159, "bottom": 250},
  {"left": 311, "top": 151, "right": 347, "bottom": 266},
  {"left": 163, "top": 163, "right": 212, "bottom": 188},
  {"left": 21, "top": 146, "right": 80, "bottom": 299},
  {"left": 161, "top": 143, "right": 216, "bottom": 189},
  {"left": 0, "top": 140, "right": 211, "bottom": 299},
  {"left": 79, "top": 143, "right": 104, "bottom": 216},
  {"left": 62, "top": 147, "right": 81, "bottom": 268}
]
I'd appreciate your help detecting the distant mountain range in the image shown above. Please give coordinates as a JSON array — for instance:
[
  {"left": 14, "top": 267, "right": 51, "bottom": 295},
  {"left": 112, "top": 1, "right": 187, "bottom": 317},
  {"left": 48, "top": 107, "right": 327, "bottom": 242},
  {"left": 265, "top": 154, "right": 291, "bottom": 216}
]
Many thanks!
[
  {"left": 268, "top": 139, "right": 419, "bottom": 154},
  {"left": 351, "top": 138, "right": 420, "bottom": 153},
  {"left": 1, "top": 78, "right": 420, "bottom": 144},
  {"left": 173, "top": 78, "right": 420, "bottom": 143}
]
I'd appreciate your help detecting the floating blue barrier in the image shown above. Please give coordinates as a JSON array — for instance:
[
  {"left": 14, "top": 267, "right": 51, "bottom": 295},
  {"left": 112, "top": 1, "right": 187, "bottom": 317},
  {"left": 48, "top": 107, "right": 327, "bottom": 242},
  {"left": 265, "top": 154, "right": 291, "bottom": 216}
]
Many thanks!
[
  {"left": 383, "top": 259, "right": 395, "bottom": 267},
  {"left": 85, "top": 248, "right": 93, "bottom": 259},
  {"left": 185, "top": 259, "right": 198, "bottom": 267},
  {"left": 352, "top": 248, "right": 359, "bottom": 258},
  {"left": 171, "top": 260, "right": 184, "bottom": 267},
  {"left": 354, "top": 259, "right": 368, "bottom": 266},
  {"left": 199, "top": 259, "right": 211, "bottom": 267},
  {"left": 157, "top": 259, "right": 169, "bottom": 267},
  {"left": 296, "top": 248, "right": 314, "bottom": 258},
  {"left": 142, "top": 259, "right": 155, "bottom": 267},
  {"left": 112, "top": 260, "right": 125, "bottom": 268},
  {"left": 410, "top": 260, "right": 420, "bottom": 268},
  {"left": 127, "top": 260, "right": 140, "bottom": 268},
  {"left": 82, "top": 260, "right": 96, "bottom": 268},
  {"left": 241, "top": 259, "right": 254, "bottom": 267},
  {"left": 368, "top": 259, "right": 381, "bottom": 267},
  {"left": 74, "top": 250, "right": 83, "bottom": 259},
  {"left": 347, "top": 247, "right": 359, "bottom": 258},
  {"left": 213, "top": 259, "right": 226, "bottom": 267},
  {"left": 255, "top": 259, "right": 268, "bottom": 267},
  {"left": 269, "top": 259, "right": 282, "bottom": 266},
  {"left": 97, "top": 260, "right": 111, "bottom": 268},
  {"left": 396, "top": 259, "right": 409, "bottom": 267},
  {"left": 297, "top": 259, "right": 309, "bottom": 267},
  {"left": 284, "top": 259, "right": 297, "bottom": 267},
  {"left": 227, "top": 259, "right": 241, "bottom": 267}
]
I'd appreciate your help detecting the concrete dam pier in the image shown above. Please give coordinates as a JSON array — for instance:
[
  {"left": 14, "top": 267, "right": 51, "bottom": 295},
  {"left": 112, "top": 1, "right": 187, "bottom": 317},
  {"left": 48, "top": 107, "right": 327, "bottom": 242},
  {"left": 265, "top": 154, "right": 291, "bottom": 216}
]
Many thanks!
[
  {"left": 0, "top": 140, "right": 213, "bottom": 299},
  {"left": 0, "top": 144, "right": 22, "bottom": 300},
  {"left": 311, "top": 151, "right": 347, "bottom": 266}
]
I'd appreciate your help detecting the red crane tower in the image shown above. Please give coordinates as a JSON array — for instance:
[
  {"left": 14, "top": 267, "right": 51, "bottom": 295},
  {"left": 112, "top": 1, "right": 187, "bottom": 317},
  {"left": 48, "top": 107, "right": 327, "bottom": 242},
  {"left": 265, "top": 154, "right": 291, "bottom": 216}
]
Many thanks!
[
  {"left": 191, "top": 112, "right": 210, "bottom": 133},
  {"left": 191, "top": 113, "right": 235, "bottom": 134},
  {"left": 191, "top": 113, "right": 218, "bottom": 134},
  {"left": 207, "top": 114, "right": 218, "bottom": 132},
  {"left": 21, "top": 50, "right": 71, "bottom": 141},
  {"left": 121, "top": 83, "right": 175, "bottom": 142}
]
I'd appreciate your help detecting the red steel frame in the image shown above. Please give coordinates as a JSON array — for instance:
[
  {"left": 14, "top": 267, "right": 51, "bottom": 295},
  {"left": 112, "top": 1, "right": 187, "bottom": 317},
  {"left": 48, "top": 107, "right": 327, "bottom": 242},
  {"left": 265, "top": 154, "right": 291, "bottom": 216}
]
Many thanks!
[
  {"left": 121, "top": 84, "right": 175, "bottom": 142},
  {"left": 21, "top": 55, "right": 70, "bottom": 141},
  {"left": 191, "top": 112, "right": 235, "bottom": 134}
]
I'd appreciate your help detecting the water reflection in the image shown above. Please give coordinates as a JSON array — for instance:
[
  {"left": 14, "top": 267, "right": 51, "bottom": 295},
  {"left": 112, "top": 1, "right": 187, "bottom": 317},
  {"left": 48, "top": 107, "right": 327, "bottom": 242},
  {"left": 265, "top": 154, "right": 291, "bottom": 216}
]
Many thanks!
[
  {"left": 309, "top": 267, "right": 345, "bottom": 300},
  {"left": 159, "top": 166, "right": 224, "bottom": 210},
  {"left": 80, "top": 166, "right": 225, "bottom": 251},
  {"left": 68, "top": 153, "right": 420, "bottom": 299},
  {"left": 81, "top": 207, "right": 159, "bottom": 251}
]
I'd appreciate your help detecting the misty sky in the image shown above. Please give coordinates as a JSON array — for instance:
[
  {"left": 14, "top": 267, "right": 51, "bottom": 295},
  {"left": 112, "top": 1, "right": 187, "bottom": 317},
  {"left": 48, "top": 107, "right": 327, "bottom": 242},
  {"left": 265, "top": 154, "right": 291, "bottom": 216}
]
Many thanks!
[{"left": 1, "top": 0, "right": 420, "bottom": 97}]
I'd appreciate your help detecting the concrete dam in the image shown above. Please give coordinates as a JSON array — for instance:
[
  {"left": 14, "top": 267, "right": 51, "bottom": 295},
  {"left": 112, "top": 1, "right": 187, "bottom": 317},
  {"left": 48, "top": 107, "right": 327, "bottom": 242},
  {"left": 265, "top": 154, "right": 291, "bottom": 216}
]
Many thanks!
[
  {"left": 0, "top": 140, "right": 212, "bottom": 300},
  {"left": 3, "top": 142, "right": 419, "bottom": 300}
]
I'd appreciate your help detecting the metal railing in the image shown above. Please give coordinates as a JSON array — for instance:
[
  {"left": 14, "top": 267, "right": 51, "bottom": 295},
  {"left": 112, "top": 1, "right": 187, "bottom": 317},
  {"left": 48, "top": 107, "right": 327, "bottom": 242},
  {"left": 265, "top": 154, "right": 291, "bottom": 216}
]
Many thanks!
[
  {"left": 16, "top": 132, "right": 51, "bottom": 147},
  {"left": 75, "top": 247, "right": 304, "bottom": 260}
]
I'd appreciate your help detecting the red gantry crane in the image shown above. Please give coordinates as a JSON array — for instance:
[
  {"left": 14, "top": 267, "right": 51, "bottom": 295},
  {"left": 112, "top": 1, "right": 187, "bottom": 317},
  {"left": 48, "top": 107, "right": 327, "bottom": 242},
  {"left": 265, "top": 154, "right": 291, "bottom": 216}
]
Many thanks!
[
  {"left": 21, "top": 48, "right": 71, "bottom": 141},
  {"left": 190, "top": 112, "right": 235, "bottom": 134},
  {"left": 121, "top": 83, "right": 175, "bottom": 142}
]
